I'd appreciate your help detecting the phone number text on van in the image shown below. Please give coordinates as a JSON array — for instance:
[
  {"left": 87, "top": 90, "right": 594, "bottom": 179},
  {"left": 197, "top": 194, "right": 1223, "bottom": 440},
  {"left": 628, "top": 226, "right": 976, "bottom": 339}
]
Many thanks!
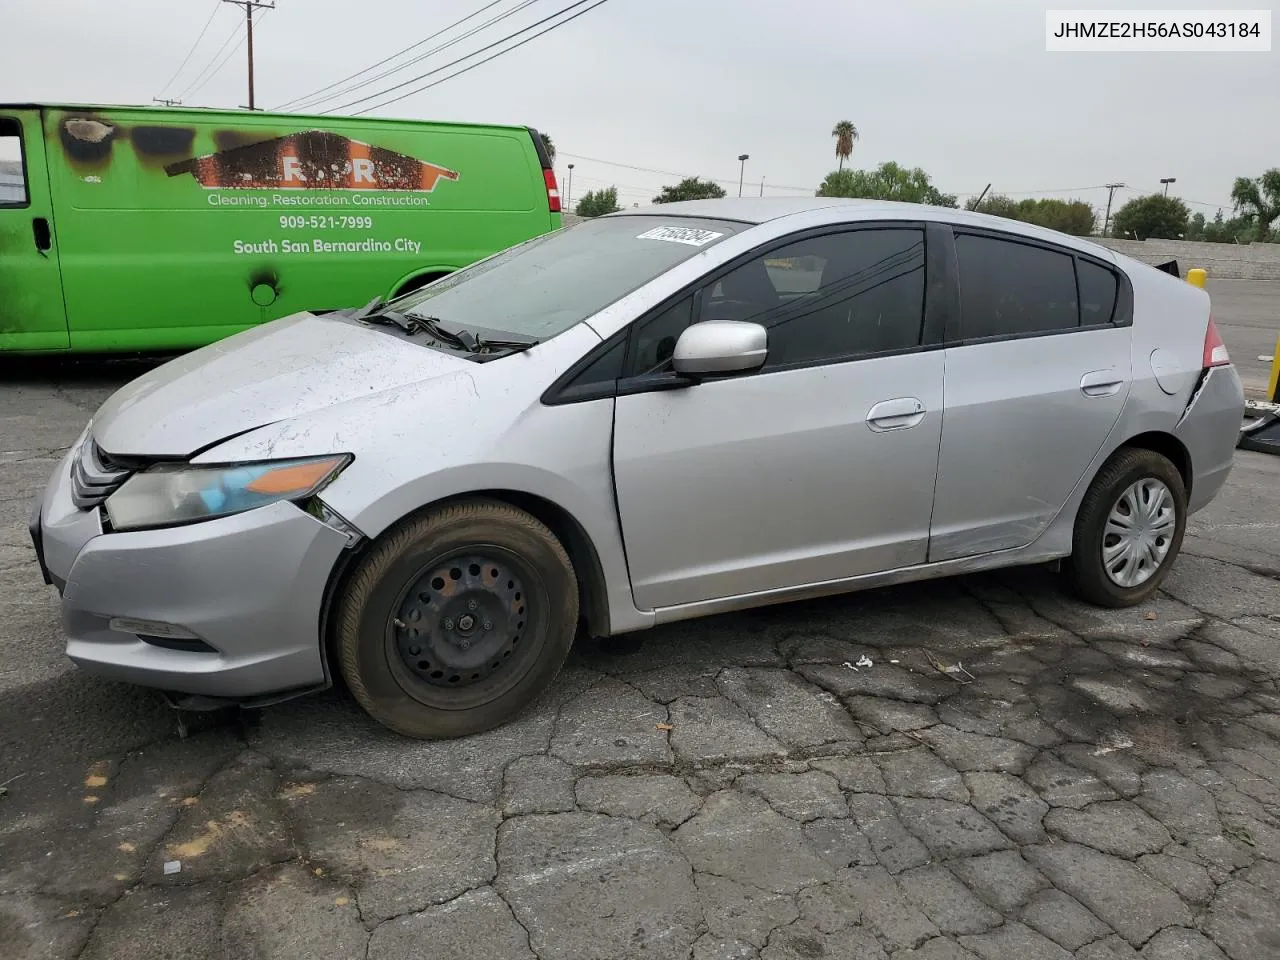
[{"left": 233, "top": 238, "right": 423, "bottom": 255}]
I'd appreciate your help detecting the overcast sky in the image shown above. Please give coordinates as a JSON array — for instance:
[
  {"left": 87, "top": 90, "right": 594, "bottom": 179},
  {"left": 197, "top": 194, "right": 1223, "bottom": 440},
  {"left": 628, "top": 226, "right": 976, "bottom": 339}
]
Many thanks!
[{"left": 3, "top": 0, "right": 1276, "bottom": 215}]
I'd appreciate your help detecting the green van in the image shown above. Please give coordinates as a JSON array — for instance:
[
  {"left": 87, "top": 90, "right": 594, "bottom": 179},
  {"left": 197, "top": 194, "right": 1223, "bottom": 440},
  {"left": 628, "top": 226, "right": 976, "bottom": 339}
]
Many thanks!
[{"left": 0, "top": 103, "right": 562, "bottom": 353}]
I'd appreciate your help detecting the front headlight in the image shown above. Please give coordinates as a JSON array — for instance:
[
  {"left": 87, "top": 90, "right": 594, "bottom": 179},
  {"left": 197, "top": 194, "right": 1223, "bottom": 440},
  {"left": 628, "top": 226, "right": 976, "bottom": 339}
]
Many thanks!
[{"left": 104, "top": 455, "right": 352, "bottom": 532}]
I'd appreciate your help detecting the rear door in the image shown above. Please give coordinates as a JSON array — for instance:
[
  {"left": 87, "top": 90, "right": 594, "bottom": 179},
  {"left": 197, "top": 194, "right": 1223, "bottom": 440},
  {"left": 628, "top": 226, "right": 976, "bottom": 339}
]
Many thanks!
[
  {"left": 0, "top": 109, "right": 69, "bottom": 350},
  {"left": 929, "top": 228, "right": 1132, "bottom": 561},
  {"left": 610, "top": 223, "right": 947, "bottom": 610}
]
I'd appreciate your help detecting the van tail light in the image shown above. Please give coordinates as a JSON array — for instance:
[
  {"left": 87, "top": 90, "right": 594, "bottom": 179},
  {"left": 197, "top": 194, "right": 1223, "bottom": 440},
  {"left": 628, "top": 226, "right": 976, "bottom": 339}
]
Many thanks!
[
  {"left": 544, "top": 168, "right": 562, "bottom": 213},
  {"left": 1202, "top": 315, "right": 1230, "bottom": 368}
]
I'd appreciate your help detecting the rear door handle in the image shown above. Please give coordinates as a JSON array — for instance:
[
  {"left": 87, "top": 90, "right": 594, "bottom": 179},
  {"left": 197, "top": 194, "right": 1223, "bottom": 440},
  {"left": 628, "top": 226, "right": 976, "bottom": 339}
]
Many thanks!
[
  {"left": 32, "top": 217, "right": 51, "bottom": 255},
  {"left": 1080, "top": 369, "right": 1125, "bottom": 398},
  {"left": 866, "top": 397, "right": 926, "bottom": 432}
]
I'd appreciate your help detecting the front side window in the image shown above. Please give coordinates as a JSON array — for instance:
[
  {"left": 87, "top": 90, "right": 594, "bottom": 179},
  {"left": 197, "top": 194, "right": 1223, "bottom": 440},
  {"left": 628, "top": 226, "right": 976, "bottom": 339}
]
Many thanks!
[
  {"left": 396, "top": 215, "right": 742, "bottom": 342},
  {"left": 955, "top": 234, "right": 1079, "bottom": 339},
  {"left": 697, "top": 228, "right": 927, "bottom": 369},
  {"left": 0, "top": 118, "right": 28, "bottom": 208}
]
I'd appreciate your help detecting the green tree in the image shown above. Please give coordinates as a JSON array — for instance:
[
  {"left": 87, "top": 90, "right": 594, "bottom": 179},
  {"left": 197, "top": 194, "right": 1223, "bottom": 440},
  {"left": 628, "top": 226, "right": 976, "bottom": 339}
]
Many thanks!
[
  {"left": 817, "top": 162, "right": 957, "bottom": 207},
  {"left": 576, "top": 186, "right": 619, "bottom": 218},
  {"left": 831, "top": 120, "right": 859, "bottom": 172},
  {"left": 1230, "top": 169, "right": 1280, "bottom": 241},
  {"left": 1186, "top": 212, "right": 1207, "bottom": 240},
  {"left": 539, "top": 132, "right": 555, "bottom": 165},
  {"left": 1111, "top": 194, "right": 1190, "bottom": 240},
  {"left": 653, "top": 176, "right": 726, "bottom": 203},
  {"left": 965, "top": 193, "right": 1019, "bottom": 218},
  {"left": 1015, "top": 198, "right": 1096, "bottom": 236},
  {"left": 1202, "top": 208, "right": 1253, "bottom": 243},
  {"left": 966, "top": 194, "right": 1095, "bottom": 235}
]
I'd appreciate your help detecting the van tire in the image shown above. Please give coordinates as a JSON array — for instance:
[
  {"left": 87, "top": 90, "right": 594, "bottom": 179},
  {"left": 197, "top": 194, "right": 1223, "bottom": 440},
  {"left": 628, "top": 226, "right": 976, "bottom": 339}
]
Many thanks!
[
  {"left": 1067, "top": 447, "right": 1187, "bottom": 608},
  {"left": 393, "top": 271, "right": 448, "bottom": 299},
  {"left": 334, "top": 499, "right": 578, "bottom": 739}
]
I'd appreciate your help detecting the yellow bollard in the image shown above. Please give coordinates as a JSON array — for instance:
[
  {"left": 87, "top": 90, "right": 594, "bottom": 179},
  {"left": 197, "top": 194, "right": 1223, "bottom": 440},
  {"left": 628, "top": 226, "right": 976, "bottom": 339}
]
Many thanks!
[
  {"left": 1268, "top": 333, "right": 1280, "bottom": 404},
  {"left": 1187, "top": 268, "right": 1206, "bottom": 288}
]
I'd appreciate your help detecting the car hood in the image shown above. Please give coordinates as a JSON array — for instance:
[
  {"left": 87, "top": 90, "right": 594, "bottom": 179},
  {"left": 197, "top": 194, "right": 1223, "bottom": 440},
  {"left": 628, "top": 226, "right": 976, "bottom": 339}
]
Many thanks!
[{"left": 92, "top": 313, "right": 477, "bottom": 457}]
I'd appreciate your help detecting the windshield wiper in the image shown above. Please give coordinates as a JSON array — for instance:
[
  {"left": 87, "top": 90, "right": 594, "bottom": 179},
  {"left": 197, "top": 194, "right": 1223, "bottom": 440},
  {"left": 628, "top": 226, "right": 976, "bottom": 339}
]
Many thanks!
[{"left": 410, "top": 315, "right": 472, "bottom": 351}]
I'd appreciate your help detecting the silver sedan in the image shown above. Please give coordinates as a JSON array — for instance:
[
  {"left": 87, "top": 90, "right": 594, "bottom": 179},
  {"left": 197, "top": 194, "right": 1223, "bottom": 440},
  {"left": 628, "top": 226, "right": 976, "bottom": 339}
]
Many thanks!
[{"left": 31, "top": 198, "right": 1246, "bottom": 738}]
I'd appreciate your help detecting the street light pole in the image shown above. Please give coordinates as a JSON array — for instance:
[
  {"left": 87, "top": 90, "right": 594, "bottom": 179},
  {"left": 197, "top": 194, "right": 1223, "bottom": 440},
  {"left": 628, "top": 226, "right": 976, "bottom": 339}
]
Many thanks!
[
  {"left": 1161, "top": 177, "right": 1176, "bottom": 196},
  {"left": 565, "top": 163, "right": 574, "bottom": 213},
  {"left": 759, "top": 176, "right": 765, "bottom": 197},
  {"left": 738, "top": 154, "right": 749, "bottom": 198}
]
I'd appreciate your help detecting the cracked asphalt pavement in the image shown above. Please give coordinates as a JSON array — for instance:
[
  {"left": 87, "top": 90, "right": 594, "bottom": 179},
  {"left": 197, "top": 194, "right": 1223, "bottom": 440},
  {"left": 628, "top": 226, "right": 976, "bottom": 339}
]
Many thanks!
[{"left": 3, "top": 362, "right": 1280, "bottom": 960}]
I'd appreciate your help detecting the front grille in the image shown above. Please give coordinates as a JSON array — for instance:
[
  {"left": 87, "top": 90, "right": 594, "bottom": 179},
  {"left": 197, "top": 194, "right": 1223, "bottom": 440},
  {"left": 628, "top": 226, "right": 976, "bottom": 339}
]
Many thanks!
[{"left": 70, "top": 439, "right": 135, "bottom": 510}]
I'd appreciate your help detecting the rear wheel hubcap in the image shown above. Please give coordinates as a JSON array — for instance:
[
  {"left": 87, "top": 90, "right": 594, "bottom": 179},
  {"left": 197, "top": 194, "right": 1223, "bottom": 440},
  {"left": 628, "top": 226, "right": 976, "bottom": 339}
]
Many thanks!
[
  {"left": 1102, "top": 478, "right": 1176, "bottom": 588},
  {"left": 392, "top": 553, "right": 528, "bottom": 688}
]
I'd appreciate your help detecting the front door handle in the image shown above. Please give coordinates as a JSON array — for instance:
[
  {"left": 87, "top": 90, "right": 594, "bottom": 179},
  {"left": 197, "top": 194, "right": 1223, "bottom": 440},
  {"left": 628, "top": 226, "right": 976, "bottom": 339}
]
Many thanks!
[
  {"left": 866, "top": 397, "right": 926, "bottom": 432},
  {"left": 1080, "top": 369, "right": 1125, "bottom": 398},
  {"left": 32, "top": 217, "right": 51, "bottom": 255}
]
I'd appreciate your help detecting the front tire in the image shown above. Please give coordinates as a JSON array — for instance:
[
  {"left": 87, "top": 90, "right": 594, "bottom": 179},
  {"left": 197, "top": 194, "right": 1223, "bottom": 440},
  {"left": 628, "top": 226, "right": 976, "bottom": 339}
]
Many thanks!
[
  {"left": 1067, "top": 447, "right": 1187, "bottom": 608},
  {"left": 335, "top": 500, "right": 578, "bottom": 739}
]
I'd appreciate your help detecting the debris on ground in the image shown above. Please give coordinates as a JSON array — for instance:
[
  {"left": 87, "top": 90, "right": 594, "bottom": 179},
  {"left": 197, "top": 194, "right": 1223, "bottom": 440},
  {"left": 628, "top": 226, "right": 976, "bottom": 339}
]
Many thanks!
[
  {"left": 163, "top": 860, "right": 182, "bottom": 875},
  {"left": 0, "top": 773, "right": 25, "bottom": 797},
  {"left": 842, "top": 661, "right": 859, "bottom": 672},
  {"left": 1144, "top": 611, "right": 1158, "bottom": 621},
  {"left": 1224, "top": 823, "right": 1257, "bottom": 847},
  {"left": 925, "top": 650, "right": 976, "bottom": 684},
  {"left": 855, "top": 655, "right": 874, "bottom": 669},
  {"left": 655, "top": 723, "right": 673, "bottom": 731}
]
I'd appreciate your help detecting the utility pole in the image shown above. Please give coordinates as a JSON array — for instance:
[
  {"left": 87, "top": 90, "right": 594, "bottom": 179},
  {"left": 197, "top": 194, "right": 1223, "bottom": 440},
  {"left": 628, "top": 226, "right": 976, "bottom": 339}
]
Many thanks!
[
  {"left": 1103, "top": 182, "right": 1125, "bottom": 237},
  {"left": 223, "top": 0, "right": 275, "bottom": 111},
  {"left": 153, "top": 97, "right": 183, "bottom": 107},
  {"left": 737, "top": 154, "right": 749, "bottom": 198},
  {"left": 759, "top": 176, "right": 765, "bottom": 197}
]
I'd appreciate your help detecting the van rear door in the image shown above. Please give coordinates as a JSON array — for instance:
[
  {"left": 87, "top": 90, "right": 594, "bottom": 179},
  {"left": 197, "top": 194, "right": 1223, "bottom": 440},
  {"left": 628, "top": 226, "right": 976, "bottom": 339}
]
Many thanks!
[{"left": 0, "top": 108, "right": 70, "bottom": 350}]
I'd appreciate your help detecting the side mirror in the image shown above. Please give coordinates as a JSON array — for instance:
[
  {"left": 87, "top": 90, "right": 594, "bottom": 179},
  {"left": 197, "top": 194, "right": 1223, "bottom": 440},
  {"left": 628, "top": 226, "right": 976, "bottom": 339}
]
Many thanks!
[{"left": 671, "top": 321, "right": 767, "bottom": 376}]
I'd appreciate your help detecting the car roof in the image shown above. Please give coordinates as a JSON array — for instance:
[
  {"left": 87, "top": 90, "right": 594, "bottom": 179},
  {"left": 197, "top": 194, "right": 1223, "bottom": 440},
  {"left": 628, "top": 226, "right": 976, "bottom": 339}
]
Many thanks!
[{"left": 608, "top": 197, "right": 1121, "bottom": 264}]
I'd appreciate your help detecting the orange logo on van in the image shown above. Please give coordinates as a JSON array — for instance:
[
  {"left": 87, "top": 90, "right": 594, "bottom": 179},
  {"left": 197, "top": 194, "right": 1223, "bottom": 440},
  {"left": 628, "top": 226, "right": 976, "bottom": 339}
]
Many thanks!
[{"left": 165, "top": 130, "right": 460, "bottom": 192}]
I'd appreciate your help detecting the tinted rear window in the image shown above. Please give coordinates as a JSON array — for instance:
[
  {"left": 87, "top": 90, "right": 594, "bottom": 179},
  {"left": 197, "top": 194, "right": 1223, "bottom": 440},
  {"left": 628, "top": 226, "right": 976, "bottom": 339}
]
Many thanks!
[
  {"left": 956, "top": 234, "right": 1079, "bottom": 339},
  {"left": 1078, "top": 259, "right": 1119, "bottom": 325},
  {"left": 397, "top": 216, "right": 742, "bottom": 340}
]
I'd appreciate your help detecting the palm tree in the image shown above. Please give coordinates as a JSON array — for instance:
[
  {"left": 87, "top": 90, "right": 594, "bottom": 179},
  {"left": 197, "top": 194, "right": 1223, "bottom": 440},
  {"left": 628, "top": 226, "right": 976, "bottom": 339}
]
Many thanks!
[
  {"left": 1231, "top": 169, "right": 1280, "bottom": 241},
  {"left": 831, "top": 121, "right": 858, "bottom": 172},
  {"left": 540, "top": 133, "right": 556, "bottom": 165}
]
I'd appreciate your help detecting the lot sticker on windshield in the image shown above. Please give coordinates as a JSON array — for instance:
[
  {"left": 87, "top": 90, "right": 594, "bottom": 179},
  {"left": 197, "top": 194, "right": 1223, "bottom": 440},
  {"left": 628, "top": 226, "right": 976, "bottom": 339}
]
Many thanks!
[{"left": 636, "top": 225, "right": 725, "bottom": 246}]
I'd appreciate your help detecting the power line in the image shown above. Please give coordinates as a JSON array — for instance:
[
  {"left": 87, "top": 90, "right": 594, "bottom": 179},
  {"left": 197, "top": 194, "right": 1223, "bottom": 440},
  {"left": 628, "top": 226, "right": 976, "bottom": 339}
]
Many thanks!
[
  {"left": 559, "top": 152, "right": 815, "bottom": 193},
  {"left": 184, "top": 8, "right": 273, "bottom": 102},
  {"left": 175, "top": 19, "right": 243, "bottom": 99},
  {"left": 156, "top": 3, "right": 223, "bottom": 97},
  {"left": 333, "top": 0, "right": 611, "bottom": 116},
  {"left": 273, "top": 0, "right": 520, "bottom": 112}
]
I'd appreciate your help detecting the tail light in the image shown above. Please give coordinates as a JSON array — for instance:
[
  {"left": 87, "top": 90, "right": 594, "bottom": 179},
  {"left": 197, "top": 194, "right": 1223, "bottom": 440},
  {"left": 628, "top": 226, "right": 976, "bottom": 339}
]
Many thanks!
[
  {"left": 1202, "top": 315, "right": 1230, "bottom": 368},
  {"left": 544, "top": 169, "right": 562, "bottom": 213}
]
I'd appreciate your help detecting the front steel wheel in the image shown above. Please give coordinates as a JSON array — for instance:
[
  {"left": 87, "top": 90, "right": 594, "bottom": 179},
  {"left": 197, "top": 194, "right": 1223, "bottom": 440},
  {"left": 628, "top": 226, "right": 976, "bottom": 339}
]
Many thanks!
[
  {"left": 1068, "top": 447, "right": 1187, "bottom": 608},
  {"left": 335, "top": 500, "right": 578, "bottom": 739}
]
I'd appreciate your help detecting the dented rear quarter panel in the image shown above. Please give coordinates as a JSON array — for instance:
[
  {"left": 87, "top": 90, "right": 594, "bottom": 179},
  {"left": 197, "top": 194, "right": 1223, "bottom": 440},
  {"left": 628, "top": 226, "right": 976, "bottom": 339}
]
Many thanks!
[{"left": 2, "top": 103, "right": 558, "bottom": 353}]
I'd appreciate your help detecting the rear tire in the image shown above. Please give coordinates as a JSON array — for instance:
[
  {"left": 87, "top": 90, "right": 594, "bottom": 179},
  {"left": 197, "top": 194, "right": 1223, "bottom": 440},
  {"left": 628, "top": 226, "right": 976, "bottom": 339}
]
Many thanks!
[
  {"left": 1067, "top": 447, "right": 1187, "bottom": 608},
  {"left": 335, "top": 499, "right": 578, "bottom": 739}
]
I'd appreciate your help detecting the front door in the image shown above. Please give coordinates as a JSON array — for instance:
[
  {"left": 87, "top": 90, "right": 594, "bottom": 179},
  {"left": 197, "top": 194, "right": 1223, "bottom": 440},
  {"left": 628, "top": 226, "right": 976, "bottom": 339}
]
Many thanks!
[
  {"left": 929, "top": 230, "right": 1133, "bottom": 561},
  {"left": 0, "top": 109, "right": 69, "bottom": 351},
  {"left": 611, "top": 225, "right": 945, "bottom": 610}
]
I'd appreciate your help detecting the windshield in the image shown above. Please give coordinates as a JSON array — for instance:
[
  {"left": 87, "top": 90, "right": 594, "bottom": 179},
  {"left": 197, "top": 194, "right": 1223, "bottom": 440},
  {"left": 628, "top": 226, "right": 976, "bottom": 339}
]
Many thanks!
[{"left": 394, "top": 215, "right": 744, "bottom": 340}]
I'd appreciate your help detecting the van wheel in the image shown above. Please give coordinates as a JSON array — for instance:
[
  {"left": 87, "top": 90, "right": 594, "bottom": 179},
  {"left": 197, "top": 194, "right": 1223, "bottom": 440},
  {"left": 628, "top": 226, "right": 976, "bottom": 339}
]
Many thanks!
[
  {"left": 393, "top": 271, "right": 448, "bottom": 298},
  {"left": 335, "top": 500, "right": 578, "bottom": 739},
  {"left": 1067, "top": 447, "right": 1187, "bottom": 608}
]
